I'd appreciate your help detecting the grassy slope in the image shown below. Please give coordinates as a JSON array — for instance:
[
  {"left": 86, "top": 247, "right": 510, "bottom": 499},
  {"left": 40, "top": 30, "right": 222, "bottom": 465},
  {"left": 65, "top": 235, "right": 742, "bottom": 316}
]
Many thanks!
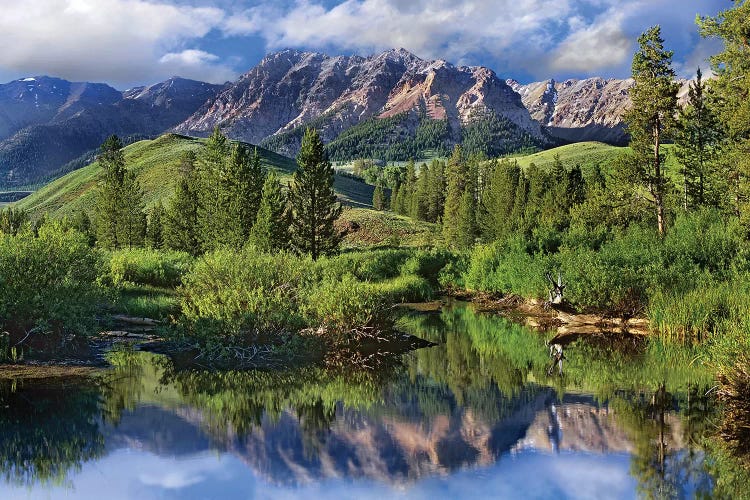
[
  {"left": 337, "top": 207, "right": 441, "bottom": 248},
  {"left": 17, "top": 134, "right": 375, "bottom": 218},
  {"left": 509, "top": 141, "right": 680, "bottom": 179},
  {"left": 510, "top": 141, "right": 626, "bottom": 174}
]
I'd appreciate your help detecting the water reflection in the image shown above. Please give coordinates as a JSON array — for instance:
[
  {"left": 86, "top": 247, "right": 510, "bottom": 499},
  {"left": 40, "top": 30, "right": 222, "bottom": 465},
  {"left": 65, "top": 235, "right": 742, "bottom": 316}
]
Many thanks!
[{"left": 0, "top": 303, "right": 739, "bottom": 498}]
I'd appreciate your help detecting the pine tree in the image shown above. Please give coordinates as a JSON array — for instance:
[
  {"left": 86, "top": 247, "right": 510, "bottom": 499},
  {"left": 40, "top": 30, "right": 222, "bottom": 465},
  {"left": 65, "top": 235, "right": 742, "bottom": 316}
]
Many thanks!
[
  {"left": 566, "top": 164, "right": 586, "bottom": 206},
  {"left": 289, "top": 128, "right": 342, "bottom": 260},
  {"left": 481, "top": 159, "right": 520, "bottom": 240},
  {"left": 372, "top": 183, "right": 387, "bottom": 211},
  {"left": 146, "top": 203, "right": 165, "bottom": 249},
  {"left": 249, "top": 170, "right": 290, "bottom": 252},
  {"left": 456, "top": 160, "right": 478, "bottom": 248},
  {"left": 396, "top": 160, "right": 417, "bottom": 216},
  {"left": 118, "top": 169, "right": 146, "bottom": 249},
  {"left": 412, "top": 162, "right": 430, "bottom": 220},
  {"left": 623, "top": 26, "right": 679, "bottom": 236},
  {"left": 164, "top": 152, "right": 200, "bottom": 255},
  {"left": 442, "top": 145, "right": 467, "bottom": 243},
  {"left": 71, "top": 210, "right": 95, "bottom": 246},
  {"left": 196, "top": 126, "right": 230, "bottom": 251},
  {"left": 94, "top": 135, "right": 145, "bottom": 249},
  {"left": 223, "top": 144, "right": 266, "bottom": 248},
  {"left": 94, "top": 135, "right": 126, "bottom": 248},
  {"left": 426, "top": 159, "right": 446, "bottom": 223},
  {"left": 390, "top": 184, "right": 401, "bottom": 212},
  {"left": 699, "top": 1, "right": 750, "bottom": 219}
]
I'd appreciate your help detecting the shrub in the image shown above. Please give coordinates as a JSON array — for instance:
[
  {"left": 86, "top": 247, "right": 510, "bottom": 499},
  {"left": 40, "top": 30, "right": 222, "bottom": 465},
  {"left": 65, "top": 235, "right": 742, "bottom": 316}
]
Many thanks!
[
  {"left": 400, "top": 248, "right": 456, "bottom": 285},
  {"left": 107, "top": 248, "right": 193, "bottom": 287},
  {"left": 463, "top": 237, "right": 550, "bottom": 298},
  {"left": 179, "top": 247, "right": 310, "bottom": 342},
  {"left": 0, "top": 224, "right": 101, "bottom": 337}
]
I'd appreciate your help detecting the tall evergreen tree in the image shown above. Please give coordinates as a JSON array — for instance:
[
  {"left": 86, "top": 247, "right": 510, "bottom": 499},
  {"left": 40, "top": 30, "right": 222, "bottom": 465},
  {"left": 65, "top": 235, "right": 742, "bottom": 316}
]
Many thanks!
[
  {"left": 426, "top": 159, "right": 446, "bottom": 223},
  {"left": 675, "top": 68, "right": 723, "bottom": 210},
  {"left": 412, "top": 162, "right": 430, "bottom": 220},
  {"left": 94, "top": 135, "right": 145, "bottom": 249},
  {"left": 442, "top": 145, "right": 467, "bottom": 244},
  {"left": 372, "top": 182, "right": 387, "bottom": 211},
  {"left": 249, "top": 170, "right": 290, "bottom": 252},
  {"left": 481, "top": 159, "right": 521, "bottom": 240},
  {"left": 289, "top": 128, "right": 342, "bottom": 260},
  {"left": 94, "top": 135, "right": 126, "bottom": 248},
  {"left": 623, "top": 25, "right": 679, "bottom": 236},
  {"left": 164, "top": 151, "right": 200, "bottom": 255},
  {"left": 455, "top": 159, "right": 478, "bottom": 248},
  {"left": 196, "top": 126, "right": 230, "bottom": 251},
  {"left": 146, "top": 203, "right": 165, "bottom": 249},
  {"left": 699, "top": 1, "right": 750, "bottom": 219},
  {"left": 119, "top": 170, "right": 146, "bottom": 249},
  {"left": 224, "top": 144, "right": 266, "bottom": 248}
]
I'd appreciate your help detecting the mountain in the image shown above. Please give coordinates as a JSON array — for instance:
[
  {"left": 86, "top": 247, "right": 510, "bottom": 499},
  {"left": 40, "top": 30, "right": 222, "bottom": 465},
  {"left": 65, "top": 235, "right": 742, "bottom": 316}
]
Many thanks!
[
  {"left": 0, "top": 77, "right": 222, "bottom": 187},
  {"left": 174, "top": 48, "right": 550, "bottom": 159},
  {"left": 508, "top": 77, "right": 693, "bottom": 145}
]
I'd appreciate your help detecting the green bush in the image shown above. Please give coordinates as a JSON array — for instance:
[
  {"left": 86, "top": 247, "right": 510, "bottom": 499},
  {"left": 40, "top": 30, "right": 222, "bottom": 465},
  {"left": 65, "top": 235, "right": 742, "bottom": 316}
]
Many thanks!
[
  {"left": 463, "top": 237, "right": 550, "bottom": 298},
  {"left": 301, "top": 274, "right": 386, "bottom": 336},
  {"left": 399, "top": 248, "right": 456, "bottom": 286},
  {"left": 179, "top": 247, "right": 310, "bottom": 341},
  {"left": 0, "top": 224, "right": 101, "bottom": 337},
  {"left": 107, "top": 248, "right": 193, "bottom": 287}
]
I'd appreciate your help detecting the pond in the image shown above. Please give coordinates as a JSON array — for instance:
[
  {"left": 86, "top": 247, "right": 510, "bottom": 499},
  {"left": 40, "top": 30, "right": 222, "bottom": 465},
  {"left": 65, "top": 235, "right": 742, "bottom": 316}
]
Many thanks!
[{"left": 0, "top": 302, "right": 723, "bottom": 499}]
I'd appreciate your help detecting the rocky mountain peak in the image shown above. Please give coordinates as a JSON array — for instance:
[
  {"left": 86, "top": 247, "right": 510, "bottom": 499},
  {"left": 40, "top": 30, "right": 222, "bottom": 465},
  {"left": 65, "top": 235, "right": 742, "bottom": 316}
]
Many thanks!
[{"left": 174, "top": 48, "right": 548, "bottom": 155}]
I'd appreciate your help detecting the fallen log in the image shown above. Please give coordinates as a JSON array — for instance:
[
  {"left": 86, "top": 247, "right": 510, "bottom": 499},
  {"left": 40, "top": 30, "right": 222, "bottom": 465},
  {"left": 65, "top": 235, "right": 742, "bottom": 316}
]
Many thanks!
[{"left": 111, "top": 315, "right": 161, "bottom": 327}]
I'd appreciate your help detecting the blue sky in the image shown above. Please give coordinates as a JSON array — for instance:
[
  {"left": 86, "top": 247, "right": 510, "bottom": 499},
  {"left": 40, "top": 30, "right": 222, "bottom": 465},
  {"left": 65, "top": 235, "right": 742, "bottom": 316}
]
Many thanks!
[{"left": 0, "top": 0, "right": 729, "bottom": 89}]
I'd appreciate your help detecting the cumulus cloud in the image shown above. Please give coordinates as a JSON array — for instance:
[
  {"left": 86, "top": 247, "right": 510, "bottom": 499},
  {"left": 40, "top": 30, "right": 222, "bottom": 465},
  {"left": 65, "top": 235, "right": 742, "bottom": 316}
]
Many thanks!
[
  {"left": 224, "top": 0, "right": 726, "bottom": 80},
  {"left": 548, "top": 9, "right": 632, "bottom": 73},
  {"left": 0, "top": 0, "right": 236, "bottom": 87},
  {"left": 226, "top": 0, "right": 575, "bottom": 70}
]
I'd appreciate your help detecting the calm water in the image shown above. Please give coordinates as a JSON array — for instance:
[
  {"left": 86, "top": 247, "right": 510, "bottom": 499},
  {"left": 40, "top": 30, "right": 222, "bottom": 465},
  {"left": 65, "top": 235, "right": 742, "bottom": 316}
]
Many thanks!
[{"left": 0, "top": 303, "right": 720, "bottom": 499}]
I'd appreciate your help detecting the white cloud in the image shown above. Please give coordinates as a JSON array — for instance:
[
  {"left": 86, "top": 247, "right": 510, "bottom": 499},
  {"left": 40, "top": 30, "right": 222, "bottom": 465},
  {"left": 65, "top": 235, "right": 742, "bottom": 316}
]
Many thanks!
[
  {"left": 549, "top": 9, "right": 632, "bottom": 73},
  {"left": 0, "top": 0, "right": 235, "bottom": 87},
  {"left": 159, "top": 49, "right": 237, "bottom": 83},
  {"left": 228, "top": 0, "right": 576, "bottom": 70}
]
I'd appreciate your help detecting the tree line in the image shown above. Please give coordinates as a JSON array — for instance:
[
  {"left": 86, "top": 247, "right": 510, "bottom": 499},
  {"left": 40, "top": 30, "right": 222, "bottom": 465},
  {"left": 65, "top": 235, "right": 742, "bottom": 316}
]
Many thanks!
[
  {"left": 372, "top": 5, "right": 749, "bottom": 246},
  {"left": 89, "top": 127, "right": 341, "bottom": 260}
]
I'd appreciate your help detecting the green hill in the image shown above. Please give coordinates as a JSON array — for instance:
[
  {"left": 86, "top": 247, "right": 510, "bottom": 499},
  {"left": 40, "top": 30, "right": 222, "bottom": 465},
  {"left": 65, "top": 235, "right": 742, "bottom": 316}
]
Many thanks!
[
  {"left": 510, "top": 141, "right": 626, "bottom": 173},
  {"left": 16, "top": 134, "right": 375, "bottom": 218}
]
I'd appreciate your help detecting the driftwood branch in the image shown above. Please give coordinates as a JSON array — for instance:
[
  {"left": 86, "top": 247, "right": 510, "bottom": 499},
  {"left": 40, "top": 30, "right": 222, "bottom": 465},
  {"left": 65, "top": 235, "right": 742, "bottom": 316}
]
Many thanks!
[{"left": 545, "top": 272, "right": 566, "bottom": 306}]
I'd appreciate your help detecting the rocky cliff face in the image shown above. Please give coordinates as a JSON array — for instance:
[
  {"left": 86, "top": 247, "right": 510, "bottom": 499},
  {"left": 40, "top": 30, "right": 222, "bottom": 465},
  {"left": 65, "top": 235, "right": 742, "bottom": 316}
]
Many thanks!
[
  {"left": 508, "top": 77, "right": 692, "bottom": 145},
  {"left": 174, "top": 48, "right": 547, "bottom": 156}
]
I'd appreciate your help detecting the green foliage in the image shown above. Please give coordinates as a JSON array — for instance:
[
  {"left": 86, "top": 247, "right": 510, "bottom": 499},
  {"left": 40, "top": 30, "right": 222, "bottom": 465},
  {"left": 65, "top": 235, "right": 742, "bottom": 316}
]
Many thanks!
[
  {"left": 0, "top": 207, "right": 29, "bottom": 235},
  {"left": 0, "top": 223, "right": 101, "bottom": 338},
  {"left": 699, "top": 1, "right": 750, "bottom": 222},
  {"left": 461, "top": 109, "right": 541, "bottom": 158},
  {"left": 249, "top": 170, "right": 290, "bottom": 252},
  {"left": 177, "top": 246, "right": 448, "bottom": 343},
  {"left": 289, "top": 128, "right": 342, "bottom": 259},
  {"left": 163, "top": 151, "right": 200, "bottom": 255},
  {"left": 464, "top": 238, "right": 550, "bottom": 298},
  {"left": 145, "top": 202, "right": 165, "bottom": 249},
  {"left": 93, "top": 135, "right": 146, "bottom": 249},
  {"left": 179, "top": 247, "right": 310, "bottom": 342},
  {"left": 674, "top": 68, "right": 724, "bottom": 210},
  {"left": 623, "top": 25, "right": 680, "bottom": 236},
  {"left": 106, "top": 248, "right": 193, "bottom": 288}
]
